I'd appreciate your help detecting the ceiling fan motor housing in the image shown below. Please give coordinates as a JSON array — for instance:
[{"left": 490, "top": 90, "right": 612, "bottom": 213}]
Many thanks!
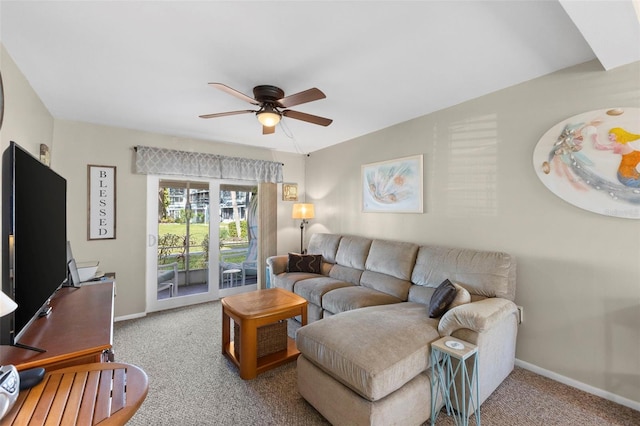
[{"left": 253, "top": 85, "right": 285, "bottom": 104}]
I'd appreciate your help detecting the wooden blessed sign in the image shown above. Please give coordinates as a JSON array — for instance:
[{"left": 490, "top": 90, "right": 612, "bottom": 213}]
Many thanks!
[{"left": 88, "top": 165, "right": 116, "bottom": 240}]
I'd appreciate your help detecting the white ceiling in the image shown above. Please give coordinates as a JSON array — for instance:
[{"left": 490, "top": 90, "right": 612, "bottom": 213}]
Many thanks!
[{"left": 1, "top": 1, "right": 639, "bottom": 154}]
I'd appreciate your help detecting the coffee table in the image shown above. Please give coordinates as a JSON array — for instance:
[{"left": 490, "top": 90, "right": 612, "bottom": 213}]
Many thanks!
[
  {"left": 221, "top": 288, "right": 307, "bottom": 379},
  {"left": 1, "top": 362, "right": 148, "bottom": 426}
]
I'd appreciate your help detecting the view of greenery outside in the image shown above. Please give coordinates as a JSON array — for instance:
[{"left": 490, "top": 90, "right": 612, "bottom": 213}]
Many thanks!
[
  {"left": 158, "top": 221, "right": 249, "bottom": 269},
  {"left": 157, "top": 187, "right": 254, "bottom": 285},
  {"left": 157, "top": 223, "right": 208, "bottom": 270}
]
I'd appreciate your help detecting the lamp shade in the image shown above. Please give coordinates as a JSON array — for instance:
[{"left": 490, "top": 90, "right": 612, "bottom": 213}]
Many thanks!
[
  {"left": 0, "top": 291, "right": 17, "bottom": 317},
  {"left": 292, "top": 203, "right": 315, "bottom": 220}
]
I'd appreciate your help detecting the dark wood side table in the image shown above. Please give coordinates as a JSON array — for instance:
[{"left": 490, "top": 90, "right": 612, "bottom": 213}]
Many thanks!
[
  {"left": 0, "top": 362, "right": 148, "bottom": 426},
  {"left": 221, "top": 288, "right": 307, "bottom": 379}
]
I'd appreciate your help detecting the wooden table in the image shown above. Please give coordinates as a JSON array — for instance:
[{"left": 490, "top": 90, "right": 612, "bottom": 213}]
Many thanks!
[
  {"left": 0, "top": 362, "right": 148, "bottom": 426},
  {"left": 0, "top": 283, "right": 115, "bottom": 372},
  {"left": 221, "top": 288, "right": 307, "bottom": 379}
]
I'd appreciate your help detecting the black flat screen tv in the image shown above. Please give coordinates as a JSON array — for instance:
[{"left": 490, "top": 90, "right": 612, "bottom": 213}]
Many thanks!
[{"left": 1, "top": 141, "right": 67, "bottom": 346}]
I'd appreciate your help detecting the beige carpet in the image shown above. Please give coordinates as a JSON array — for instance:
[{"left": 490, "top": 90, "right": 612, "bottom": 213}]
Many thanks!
[{"left": 114, "top": 301, "right": 640, "bottom": 425}]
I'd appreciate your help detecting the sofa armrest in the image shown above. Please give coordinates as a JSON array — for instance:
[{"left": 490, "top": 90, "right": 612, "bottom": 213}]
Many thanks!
[
  {"left": 266, "top": 255, "right": 288, "bottom": 276},
  {"left": 438, "top": 298, "right": 518, "bottom": 337}
]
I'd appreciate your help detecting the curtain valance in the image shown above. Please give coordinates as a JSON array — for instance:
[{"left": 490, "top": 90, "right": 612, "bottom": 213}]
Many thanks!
[{"left": 134, "top": 146, "right": 283, "bottom": 183}]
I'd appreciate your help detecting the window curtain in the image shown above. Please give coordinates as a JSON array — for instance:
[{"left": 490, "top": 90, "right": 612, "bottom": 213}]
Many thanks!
[
  {"left": 135, "top": 146, "right": 283, "bottom": 183},
  {"left": 257, "top": 182, "right": 277, "bottom": 289}
]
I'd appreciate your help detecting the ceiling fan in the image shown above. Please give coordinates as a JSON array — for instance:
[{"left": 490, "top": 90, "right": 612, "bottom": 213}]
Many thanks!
[{"left": 199, "top": 83, "right": 333, "bottom": 135}]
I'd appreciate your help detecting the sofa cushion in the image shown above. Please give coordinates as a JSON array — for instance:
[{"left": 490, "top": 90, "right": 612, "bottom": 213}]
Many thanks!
[
  {"left": 307, "top": 233, "right": 342, "bottom": 264},
  {"left": 360, "top": 270, "right": 412, "bottom": 301},
  {"left": 273, "top": 272, "right": 321, "bottom": 292},
  {"left": 364, "top": 239, "right": 418, "bottom": 281},
  {"left": 329, "top": 264, "right": 364, "bottom": 285},
  {"left": 296, "top": 302, "right": 440, "bottom": 401},
  {"left": 322, "top": 286, "right": 402, "bottom": 315},
  {"left": 294, "top": 277, "right": 354, "bottom": 306},
  {"left": 353, "top": 239, "right": 417, "bottom": 300},
  {"left": 335, "top": 236, "right": 372, "bottom": 270},
  {"left": 411, "top": 245, "right": 516, "bottom": 301},
  {"left": 407, "top": 285, "right": 436, "bottom": 305},
  {"left": 287, "top": 253, "right": 323, "bottom": 274},
  {"left": 428, "top": 279, "right": 457, "bottom": 318}
]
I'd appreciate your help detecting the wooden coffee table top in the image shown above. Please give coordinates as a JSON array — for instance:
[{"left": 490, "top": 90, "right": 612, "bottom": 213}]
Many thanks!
[
  {"left": 221, "top": 288, "right": 306, "bottom": 320},
  {"left": 1, "top": 362, "right": 148, "bottom": 426}
]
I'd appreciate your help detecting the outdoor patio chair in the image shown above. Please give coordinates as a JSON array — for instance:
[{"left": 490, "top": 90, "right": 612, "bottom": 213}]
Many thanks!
[
  {"left": 158, "top": 262, "right": 178, "bottom": 297},
  {"left": 241, "top": 259, "right": 257, "bottom": 285},
  {"left": 241, "top": 233, "right": 258, "bottom": 285}
]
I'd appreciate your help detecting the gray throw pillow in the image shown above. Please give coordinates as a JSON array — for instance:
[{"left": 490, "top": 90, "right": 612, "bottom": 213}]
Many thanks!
[{"left": 428, "top": 279, "right": 457, "bottom": 318}]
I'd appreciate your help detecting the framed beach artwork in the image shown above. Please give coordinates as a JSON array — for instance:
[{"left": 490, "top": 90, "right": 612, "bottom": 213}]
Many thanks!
[
  {"left": 362, "top": 155, "right": 423, "bottom": 213},
  {"left": 532, "top": 107, "right": 640, "bottom": 219}
]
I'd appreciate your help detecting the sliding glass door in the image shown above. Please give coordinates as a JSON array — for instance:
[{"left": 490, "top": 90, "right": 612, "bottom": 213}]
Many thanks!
[
  {"left": 147, "top": 176, "right": 218, "bottom": 312},
  {"left": 146, "top": 177, "right": 258, "bottom": 312},
  {"left": 218, "top": 184, "right": 258, "bottom": 297}
]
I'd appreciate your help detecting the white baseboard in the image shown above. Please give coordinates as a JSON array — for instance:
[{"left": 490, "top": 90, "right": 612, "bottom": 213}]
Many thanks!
[
  {"left": 515, "top": 358, "right": 640, "bottom": 412},
  {"left": 114, "top": 312, "right": 146, "bottom": 322}
]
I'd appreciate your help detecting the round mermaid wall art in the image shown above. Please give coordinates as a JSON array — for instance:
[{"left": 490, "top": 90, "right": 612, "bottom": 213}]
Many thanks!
[{"left": 533, "top": 108, "right": 640, "bottom": 219}]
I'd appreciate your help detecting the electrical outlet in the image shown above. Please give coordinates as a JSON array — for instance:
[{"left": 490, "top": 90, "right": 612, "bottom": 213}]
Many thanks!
[{"left": 517, "top": 305, "right": 524, "bottom": 324}]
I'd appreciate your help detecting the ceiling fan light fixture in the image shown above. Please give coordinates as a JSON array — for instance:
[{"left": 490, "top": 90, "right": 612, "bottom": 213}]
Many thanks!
[
  {"left": 256, "top": 105, "right": 281, "bottom": 127},
  {"left": 202, "top": 83, "right": 331, "bottom": 133}
]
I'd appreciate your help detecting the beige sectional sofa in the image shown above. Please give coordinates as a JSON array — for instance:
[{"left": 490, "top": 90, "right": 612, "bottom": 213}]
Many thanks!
[{"left": 266, "top": 233, "right": 518, "bottom": 425}]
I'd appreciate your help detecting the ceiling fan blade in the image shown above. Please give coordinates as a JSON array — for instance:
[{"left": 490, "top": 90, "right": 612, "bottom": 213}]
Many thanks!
[
  {"left": 199, "top": 110, "right": 255, "bottom": 119},
  {"left": 282, "top": 110, "right": 333, "bottom": 126},
  {"left": 277, "top": 88, "right": 326, "bottom": 108},
  {"left": 262, "top": 125, "right": 275, "bottom": 135},
  {"left": 208, "top": 83, "right": 259, "bottom": 105}
]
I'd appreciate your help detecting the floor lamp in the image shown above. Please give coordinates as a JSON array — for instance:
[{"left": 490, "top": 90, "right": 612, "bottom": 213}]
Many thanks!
[{"left": 292, "top": 203, "right": 314, "bottom": 254}]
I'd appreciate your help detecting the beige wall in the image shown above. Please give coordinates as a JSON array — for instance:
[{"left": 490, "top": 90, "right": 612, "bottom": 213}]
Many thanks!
[
  {"left": 0, "top": 45, "right": 54, "bottom": 165},
  {"left": 0, "top": 43, "right": 306, "bottom": 319},
  {"left": 305, "top": 59, "right": 640, "bottom": 406}
]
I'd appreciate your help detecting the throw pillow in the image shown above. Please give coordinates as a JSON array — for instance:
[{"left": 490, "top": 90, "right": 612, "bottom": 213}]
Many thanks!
[
  {"left": 448, "top": 283, "right": 471, "bottom": 310},
  {"left": 287, "top": 253, "right": 323, "bottom": 274},
  {"left": 428, "top": 279, "right": 457, "bottom": 318}
]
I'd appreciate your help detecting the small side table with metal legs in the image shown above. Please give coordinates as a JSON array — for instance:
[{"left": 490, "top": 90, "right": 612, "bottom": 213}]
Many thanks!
[
  {"left": 222, "top": 268, "right": 242, "bottom": 288},
  {"left": 430, "top": 336, "right": 480, "bottom": 426}
]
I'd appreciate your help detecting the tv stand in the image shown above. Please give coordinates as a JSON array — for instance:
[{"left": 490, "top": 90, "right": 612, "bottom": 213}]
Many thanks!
[{"left": 0, "top": 282, "right": 114, "bottom": 371}]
